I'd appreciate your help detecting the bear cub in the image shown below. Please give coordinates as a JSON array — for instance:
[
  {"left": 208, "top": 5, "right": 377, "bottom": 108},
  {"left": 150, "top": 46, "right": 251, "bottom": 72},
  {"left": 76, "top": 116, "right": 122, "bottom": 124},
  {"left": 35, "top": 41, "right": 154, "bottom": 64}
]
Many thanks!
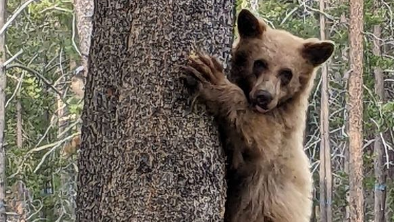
[{"left": 182, "top": 9, "right": 334, "bottom": 222}]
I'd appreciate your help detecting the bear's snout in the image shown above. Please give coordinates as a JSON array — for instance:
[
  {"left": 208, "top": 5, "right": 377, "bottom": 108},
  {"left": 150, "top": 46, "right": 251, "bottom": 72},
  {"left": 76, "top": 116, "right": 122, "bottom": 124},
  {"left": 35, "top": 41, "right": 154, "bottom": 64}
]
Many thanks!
[{"left": 252, "top": 90, "right": 273, "bottom": 112}]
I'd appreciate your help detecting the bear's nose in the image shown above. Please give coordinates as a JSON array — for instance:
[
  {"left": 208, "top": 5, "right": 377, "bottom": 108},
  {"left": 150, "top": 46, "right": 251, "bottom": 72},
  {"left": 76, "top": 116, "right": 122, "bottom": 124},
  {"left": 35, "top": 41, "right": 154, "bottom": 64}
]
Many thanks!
[{"left": 255, "top": 90, "right": 273, "bottom": 109}]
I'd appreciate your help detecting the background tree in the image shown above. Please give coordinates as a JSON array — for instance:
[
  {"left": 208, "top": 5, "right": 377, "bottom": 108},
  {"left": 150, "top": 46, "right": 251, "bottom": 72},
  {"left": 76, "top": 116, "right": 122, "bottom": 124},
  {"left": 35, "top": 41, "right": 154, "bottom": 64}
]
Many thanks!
[
  {"left": 348, "top": 0, "right": 364, "bottom": 221},
  {"left": 76, "top": 1, "right": 235, "bottom": 221},
  {"left": 318, "top": 0, "right": 333, "bottom": 221},
  {"left": 0, "top": 0, "right": 7, "bottom": 219},
  {"left": 372, "top": 0, "right": 386, "bottom": 221},
  {"left": 73, "top": 0, "right": 92, "bottom": 78}
]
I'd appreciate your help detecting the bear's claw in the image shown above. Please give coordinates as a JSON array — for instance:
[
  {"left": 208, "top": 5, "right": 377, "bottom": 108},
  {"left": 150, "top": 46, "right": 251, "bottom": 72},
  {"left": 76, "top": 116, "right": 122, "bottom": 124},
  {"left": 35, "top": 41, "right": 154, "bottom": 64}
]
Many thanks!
[{"left": 182, "top": 51, "right": 225, "bottom": 86}]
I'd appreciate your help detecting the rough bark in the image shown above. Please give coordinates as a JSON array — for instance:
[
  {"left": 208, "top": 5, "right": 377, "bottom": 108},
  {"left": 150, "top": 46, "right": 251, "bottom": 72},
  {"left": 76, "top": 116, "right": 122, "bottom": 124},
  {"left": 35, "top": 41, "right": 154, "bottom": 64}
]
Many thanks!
[
  {"left": 372, "top": 4, "right": 386, "bottom": 221},
  {"left": 318, "top": 0, "right": 332, "bottom": 221},
  {"left": 348, "top": 0, "right": 364, "bottom": 221},
  {"left": 76, "top": 1, "right": 235, "bottom": 221},
  {"left": 0, "top": 0, "right": 6, "bottom": 219}
]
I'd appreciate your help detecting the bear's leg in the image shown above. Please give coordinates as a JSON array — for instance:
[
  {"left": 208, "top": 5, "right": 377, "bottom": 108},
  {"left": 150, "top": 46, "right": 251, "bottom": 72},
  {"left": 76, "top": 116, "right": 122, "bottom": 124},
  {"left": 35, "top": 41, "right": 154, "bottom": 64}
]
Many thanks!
[
  {"left": 181, "top": 51, "right": 249, "bottom": 121},
  {"left": 264, "top": 184, "right": 312, "bottom": 222}
]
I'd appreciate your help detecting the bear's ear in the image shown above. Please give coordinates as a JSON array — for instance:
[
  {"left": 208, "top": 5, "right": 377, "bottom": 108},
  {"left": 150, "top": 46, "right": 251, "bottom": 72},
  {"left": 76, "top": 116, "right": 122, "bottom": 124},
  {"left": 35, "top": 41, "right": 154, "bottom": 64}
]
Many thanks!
[
  {"left": 301, "top": 40, "right": 335, "bottom": 66},
  {"left": 237, "top": 9, "right": 266, "bottom": 38}
]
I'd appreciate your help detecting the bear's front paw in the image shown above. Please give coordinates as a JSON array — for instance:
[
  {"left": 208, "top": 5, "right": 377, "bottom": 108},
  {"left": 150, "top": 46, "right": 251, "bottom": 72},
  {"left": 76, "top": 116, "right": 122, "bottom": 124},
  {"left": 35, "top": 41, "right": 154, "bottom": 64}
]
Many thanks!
[
  {"left": 182, "top": 51, "right": 226, "bottom": 86},
  {"left": 180, "top": 74, "right": 201, "bottom": 95}
]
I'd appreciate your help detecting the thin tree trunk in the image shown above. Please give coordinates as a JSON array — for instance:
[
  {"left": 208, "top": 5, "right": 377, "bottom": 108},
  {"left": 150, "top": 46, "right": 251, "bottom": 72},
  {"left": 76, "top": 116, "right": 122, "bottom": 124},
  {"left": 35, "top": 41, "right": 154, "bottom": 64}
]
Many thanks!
[
  {"left": 338, "top": 3, "right": 351, "bottom": 221},
  {"left": 16, "top": 84, "right": 26, "bottom": 222},
  {"left": 0, "top": 0, "right": 6, "bottom": 219},
  {"left": 372, "top": 4, "right": 386, "bottom": 220},
  {"left": 384, "top": 45, "right": 394, "bottom": 222},
  {"left": 57, "top": 66, "right": 72, "bottom": 220},
  {"left": 348, "top": 0, "right": 364, "bottom": 221},
  {"left": 16, "top": 95, "right": 22, "bottom": 149},
  {"left": 344, "top": 145, "right": 350, "bottom": 221},
  {"left": 71, "top": 0, "right": 92, "bottom": 99},
  {"left": 14, "top": 181, "right": 26, "bottom": 222},
  {"left": 73, "top": 0, "right": 93, "bottom": 77},
  {"left": 319, "top": 0, "right": 332, "bottom": 221},
  {"left": 76, "top": 1, "right": 235, "bottom": 221}
]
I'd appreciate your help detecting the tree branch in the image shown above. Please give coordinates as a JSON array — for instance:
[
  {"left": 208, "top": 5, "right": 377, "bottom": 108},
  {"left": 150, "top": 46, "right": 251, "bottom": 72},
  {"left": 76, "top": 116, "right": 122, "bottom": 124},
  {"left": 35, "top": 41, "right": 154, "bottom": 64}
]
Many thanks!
[
  {"left": 5, "top": 71, "right": 24, "bottom": 108},
  {"left": 6, "top": 63, "right": 65, "bottom": 99},
  {"left": 3, "top": 49, "right": 23, "bottom": 67},
  {"left": 0, "top": 0, "right": 37, "bottom": 35}
]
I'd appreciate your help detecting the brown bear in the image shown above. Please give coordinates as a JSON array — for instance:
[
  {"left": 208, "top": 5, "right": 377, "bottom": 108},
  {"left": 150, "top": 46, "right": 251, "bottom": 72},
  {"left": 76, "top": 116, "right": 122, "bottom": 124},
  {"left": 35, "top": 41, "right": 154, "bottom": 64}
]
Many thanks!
[{"left": 182, "top": 9, "right": 334, "bottom": 222}]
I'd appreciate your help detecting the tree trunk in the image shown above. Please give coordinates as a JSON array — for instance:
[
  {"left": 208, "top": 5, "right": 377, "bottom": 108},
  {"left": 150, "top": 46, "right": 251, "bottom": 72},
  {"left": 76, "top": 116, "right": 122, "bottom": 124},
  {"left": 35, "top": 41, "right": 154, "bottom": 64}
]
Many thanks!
[
  {"left": 57, "top": 63, "right": 76, "bottom": 221},
  {"left": 73, "top": 0, "right": 93, "bottom": 78},
  {"left": 71, "top": 0, "right": 93, "bottom": 99},
  {"left": 348, "top": 0, "right": 364, "bottom": 221},
  {"left": 16, "top": 95, "right": 22, "bottom": 149},
  {"left": 0, "top": 0, "right": 6, "bottom": 219},
  {"left": 76, "top": 1, "right": 235, "bottom": 221},
  {"left": 318, "top": 0, "right": 332, "bottom": 221},
  {"left": 344, "top": 146, "right": 350, "bottom": 222},
  {"left": 372, "top": 3, "right": 386, "bottom": 221},
  {"left": 339, "top": 4, "right": 351, "bottom": 222},
  {"left": 16, "top": 82, "right": 26, "bottom": 222}
]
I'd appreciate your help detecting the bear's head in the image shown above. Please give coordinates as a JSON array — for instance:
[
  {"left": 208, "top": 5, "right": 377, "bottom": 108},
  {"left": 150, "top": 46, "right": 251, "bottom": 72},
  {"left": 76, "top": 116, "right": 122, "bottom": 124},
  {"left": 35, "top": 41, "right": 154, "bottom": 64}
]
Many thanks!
[{"left": 230, "top": 9, "right": 334, "bottom": 113}]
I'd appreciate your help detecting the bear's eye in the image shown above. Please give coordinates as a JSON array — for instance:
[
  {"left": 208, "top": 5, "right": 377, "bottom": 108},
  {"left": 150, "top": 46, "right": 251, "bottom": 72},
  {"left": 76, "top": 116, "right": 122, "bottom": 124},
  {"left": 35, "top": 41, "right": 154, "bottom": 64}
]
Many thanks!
[
  {"left": 279, "top": 69, "right": 293, "bottom": 86},
  {"left": 253, "top": 59, "right": 268, "bottom": 76}
]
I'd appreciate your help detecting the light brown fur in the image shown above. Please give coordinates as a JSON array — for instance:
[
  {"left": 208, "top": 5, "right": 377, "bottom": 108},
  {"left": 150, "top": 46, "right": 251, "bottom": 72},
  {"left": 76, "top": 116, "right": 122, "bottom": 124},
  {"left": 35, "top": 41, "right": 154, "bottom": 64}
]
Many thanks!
[{"left": 182, "top": 9, "right": 334, "bottom": 222}]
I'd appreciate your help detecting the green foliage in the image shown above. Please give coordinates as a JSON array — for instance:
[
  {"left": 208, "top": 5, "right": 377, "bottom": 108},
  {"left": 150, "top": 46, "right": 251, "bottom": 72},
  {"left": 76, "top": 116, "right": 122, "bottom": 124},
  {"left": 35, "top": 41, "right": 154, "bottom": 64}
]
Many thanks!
[
  {"left": 5, "top": 0, "right": 82, "bottom": 220},
  {"left": 333, "top": 171, "right": 349, "bottom": 208}
]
